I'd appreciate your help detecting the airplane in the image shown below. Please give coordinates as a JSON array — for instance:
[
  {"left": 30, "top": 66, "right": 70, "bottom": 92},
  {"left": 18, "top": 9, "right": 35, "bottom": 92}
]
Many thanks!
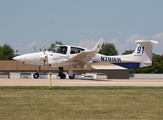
[{"left": 13, "top": 38, "right": 158, "bottom": 79}]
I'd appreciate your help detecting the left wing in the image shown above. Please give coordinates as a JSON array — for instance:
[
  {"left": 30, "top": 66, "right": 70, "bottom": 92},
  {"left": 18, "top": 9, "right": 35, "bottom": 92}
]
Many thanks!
[{"left": 65, "top": 38, "right": 104, "bottom": 68}]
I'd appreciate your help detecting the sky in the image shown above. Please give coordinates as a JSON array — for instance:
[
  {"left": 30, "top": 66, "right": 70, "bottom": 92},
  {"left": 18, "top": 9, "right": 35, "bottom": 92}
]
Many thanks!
[{"left": 0, "top": 0, "right": 163, "bottom": 55}]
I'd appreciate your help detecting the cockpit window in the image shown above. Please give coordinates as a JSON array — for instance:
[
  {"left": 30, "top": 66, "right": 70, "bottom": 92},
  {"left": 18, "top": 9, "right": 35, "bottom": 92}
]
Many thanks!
[
  {"left": 70, "top": 47, "right": 85, "bottom": 54},
  {"left": 48, "top": 46, "right": 67, "bottom": 54}
]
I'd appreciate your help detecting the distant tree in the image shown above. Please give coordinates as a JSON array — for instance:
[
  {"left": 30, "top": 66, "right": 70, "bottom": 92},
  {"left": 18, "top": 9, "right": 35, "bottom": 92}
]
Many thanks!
[
  {"left": 99, "top": 42, "right": 118, "bottom": 56},
  {"left": 0, "top": 43, "right": 15, "bottom": 60},
  {"left": 122, "top": 50, "right": 134, "bottom": 55},
  {"left": 49, "top": 41, "right": 63, "bottom": 48}
]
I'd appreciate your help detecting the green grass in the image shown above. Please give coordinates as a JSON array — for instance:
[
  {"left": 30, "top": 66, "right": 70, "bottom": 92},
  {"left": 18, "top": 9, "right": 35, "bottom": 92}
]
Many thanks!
[{"left": 0, "top": 86, "right": 163, "bottom": 120}]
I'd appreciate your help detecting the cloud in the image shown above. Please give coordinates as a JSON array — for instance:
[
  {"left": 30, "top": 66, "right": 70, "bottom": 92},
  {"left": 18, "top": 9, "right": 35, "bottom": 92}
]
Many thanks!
[
  {"left": 110, "top": 38, "right": 118, "bottom": 44},
  {"left": 152, "top": 32, "right": 163, "bottom": 39},
  {"left": 152, "top": 32, "right": 163, "bottom": 42},
  {"left": 79, "top": 39, "right": 97, "bottom": 49},
  {"left": 126, "top": 34, "right": 149, "bottom": 43},
  {"left": 25, "top": 42, "right": 36, "bottom": 49}
]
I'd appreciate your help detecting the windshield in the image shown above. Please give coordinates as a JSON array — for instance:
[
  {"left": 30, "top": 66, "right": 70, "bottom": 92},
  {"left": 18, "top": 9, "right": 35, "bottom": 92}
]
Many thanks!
[{"left": 48, "top": 46, "right": 67, "bottom": 54}]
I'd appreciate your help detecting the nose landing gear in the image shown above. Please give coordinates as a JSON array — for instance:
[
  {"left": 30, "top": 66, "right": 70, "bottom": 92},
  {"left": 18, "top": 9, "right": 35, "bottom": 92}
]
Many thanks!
[{"left": 33, "top": 66, "right": 41, "bottom": 79}]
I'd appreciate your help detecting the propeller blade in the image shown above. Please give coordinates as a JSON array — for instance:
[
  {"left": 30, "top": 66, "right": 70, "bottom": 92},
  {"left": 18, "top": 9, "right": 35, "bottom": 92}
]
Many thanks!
[
  {"left": 43, "top": 43, "right": 45, "bottom": 55},
  {"left": 34, "top": 42, "right": 36, "bottom": 52}
]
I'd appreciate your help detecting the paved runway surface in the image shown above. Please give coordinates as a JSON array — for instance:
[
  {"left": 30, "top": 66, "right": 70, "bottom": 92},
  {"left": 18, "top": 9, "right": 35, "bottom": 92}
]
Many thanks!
[{"left": 1, "top": 78, "right": 163, "bottom": 86}]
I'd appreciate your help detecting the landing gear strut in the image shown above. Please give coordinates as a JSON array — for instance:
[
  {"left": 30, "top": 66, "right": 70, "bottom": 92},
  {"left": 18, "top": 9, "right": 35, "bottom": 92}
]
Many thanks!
[
  {"left": 68, "top": 66, "right": 75, "bottom": 79},
  {"left": 58, "top": 67, "right": 66, "bottom": 79},
  {"left": 33, "top": 66, "right": 41, "bottom": 79}
]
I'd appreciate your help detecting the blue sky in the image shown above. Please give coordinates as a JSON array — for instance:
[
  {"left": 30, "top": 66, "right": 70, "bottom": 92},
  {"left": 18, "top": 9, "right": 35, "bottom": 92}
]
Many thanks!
[{"left": 0, "top": 0, "right": 163, "bottom": 55}]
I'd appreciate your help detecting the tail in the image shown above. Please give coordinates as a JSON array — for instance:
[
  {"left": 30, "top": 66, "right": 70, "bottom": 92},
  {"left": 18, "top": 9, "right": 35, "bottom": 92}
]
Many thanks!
[{"left": 132, "top": 40, "right": 158, "bottom": 68}]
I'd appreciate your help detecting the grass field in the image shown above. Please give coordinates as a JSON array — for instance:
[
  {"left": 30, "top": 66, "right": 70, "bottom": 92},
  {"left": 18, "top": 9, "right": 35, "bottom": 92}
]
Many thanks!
[{"left": 0, "top": 86, "right": 163, "bottom": 120}]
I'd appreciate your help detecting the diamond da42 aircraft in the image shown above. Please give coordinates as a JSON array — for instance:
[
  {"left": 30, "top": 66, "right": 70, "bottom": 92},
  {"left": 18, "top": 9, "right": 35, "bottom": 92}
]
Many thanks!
[{"left": 13, "top": 38, "right": 158, "bottom": 79}]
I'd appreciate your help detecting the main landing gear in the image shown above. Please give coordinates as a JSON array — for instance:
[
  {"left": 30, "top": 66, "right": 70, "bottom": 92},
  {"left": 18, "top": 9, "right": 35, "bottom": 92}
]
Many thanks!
[
  {"left": 58, "top": 67, "right": 66, "bottom": 79},
  {"left": 69, "top": 74, "right": 75, "bottom": 79},
  {"left": 68, "top": 66, "right": 75, "bottom": 79},
  {"left": 58, "top": 67, "right": 75, "bottom": 79}
]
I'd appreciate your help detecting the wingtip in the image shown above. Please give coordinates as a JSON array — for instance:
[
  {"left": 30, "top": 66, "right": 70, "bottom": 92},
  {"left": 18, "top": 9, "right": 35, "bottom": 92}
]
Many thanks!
[{"left": 92, "top": 38, "right": 104, "bottom": 52}]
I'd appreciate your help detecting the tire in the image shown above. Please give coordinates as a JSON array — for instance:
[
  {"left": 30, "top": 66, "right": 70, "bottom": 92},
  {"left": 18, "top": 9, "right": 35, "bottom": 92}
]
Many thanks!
[
  {"left": 60, "top": 74, "right": 66, "bottom": 79},
  {"left": 69, "top": 74, "right": 75, "bottom": 79},
  {"left": 33, "top": 73, "right": 39, "bottom": 79}
]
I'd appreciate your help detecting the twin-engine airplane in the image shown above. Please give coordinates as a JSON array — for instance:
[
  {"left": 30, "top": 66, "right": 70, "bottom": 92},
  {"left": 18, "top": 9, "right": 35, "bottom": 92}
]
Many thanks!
[{"left": 13, "top": 38, "right": 158, "bottom": 79}]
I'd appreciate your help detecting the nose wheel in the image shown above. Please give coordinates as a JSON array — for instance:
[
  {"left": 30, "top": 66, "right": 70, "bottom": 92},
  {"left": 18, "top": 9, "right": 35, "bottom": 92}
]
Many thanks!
[
  {"left": 33, "top": 66, "right": 41, "bottom": 79},
  {"left": 33, "top": 73, "right": 39, "bottom": 79}
]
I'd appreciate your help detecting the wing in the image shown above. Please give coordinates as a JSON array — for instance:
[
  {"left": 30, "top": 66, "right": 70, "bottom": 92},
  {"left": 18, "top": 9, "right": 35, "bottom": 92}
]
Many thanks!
[
  {"left": 64, "top": 38, "right": 104, "bottom": 68},
  {"left": 65, "top": 51, "right": 97, "bottom": 67}
]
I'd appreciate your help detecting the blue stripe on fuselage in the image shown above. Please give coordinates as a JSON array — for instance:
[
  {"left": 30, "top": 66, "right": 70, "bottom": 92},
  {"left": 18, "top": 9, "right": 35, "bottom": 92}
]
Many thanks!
[{"left": 113, "top": 62, "right": 140, "bottom": 69}]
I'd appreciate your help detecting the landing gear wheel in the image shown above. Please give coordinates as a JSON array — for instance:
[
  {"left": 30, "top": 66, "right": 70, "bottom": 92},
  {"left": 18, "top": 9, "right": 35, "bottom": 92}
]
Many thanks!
[
  {"left": 33, "top": 73, "right": 39, "bottom": 79},
  {"left": 69, "top": 74, "right": 75, "bottom": 79},
  {"left": 58, "top": 67, "right": 66, "bottom": 79},
  {"left": 59, "top": 74, "right": 66, "bottom": 79}
]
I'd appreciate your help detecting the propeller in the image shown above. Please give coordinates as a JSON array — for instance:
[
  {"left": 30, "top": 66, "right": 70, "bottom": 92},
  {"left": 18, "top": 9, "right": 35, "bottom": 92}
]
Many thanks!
[{"left": 40, "top": 44, "right": 48, "bottom": 66}]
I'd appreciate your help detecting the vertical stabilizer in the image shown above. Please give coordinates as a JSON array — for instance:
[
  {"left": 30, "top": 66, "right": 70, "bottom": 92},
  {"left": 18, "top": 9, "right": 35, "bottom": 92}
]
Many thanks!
[{"left": 133, "top": 40, "right": 158, "bottom": 68}]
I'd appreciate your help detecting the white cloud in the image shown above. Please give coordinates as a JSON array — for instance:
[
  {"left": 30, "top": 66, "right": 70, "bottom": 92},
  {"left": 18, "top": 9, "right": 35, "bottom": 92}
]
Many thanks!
[
  {"left": 151, "top": 32, "right": 163, "bottom": 44},
  {"left": 25, "top": 42, "right": 36, "bottom": 49},
  {"left": 79, "top": 39, "right": 97, "bottom": 49},
  {"left": 152, "top": 32, "right": 163, "bottom": 39},
  {"left": 110, "top": 38, "right": 118, "bottom": 44},
  {"left": 126, "top": 34, "right": 149, "bottom": 43}
]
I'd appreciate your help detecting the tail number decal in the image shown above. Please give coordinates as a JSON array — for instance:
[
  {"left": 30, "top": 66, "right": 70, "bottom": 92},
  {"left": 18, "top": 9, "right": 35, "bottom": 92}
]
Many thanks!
[
  {"left": 137, "top": 46, "right": 144, "bottom": 54},
  {"left": 101, "top": 56, "right": 121, "bottom": 62}
]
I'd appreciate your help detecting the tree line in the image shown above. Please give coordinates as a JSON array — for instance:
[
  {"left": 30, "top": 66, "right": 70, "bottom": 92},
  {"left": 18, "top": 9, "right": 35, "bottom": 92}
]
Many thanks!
[{"left": 0, "top": 42, "right": 162, "bottom": 73}]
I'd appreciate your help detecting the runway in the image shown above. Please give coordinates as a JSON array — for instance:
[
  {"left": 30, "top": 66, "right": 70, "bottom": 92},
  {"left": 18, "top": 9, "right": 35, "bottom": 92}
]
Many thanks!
[{"left": 1, "top": 78, "right": 163, "bottom": 86}]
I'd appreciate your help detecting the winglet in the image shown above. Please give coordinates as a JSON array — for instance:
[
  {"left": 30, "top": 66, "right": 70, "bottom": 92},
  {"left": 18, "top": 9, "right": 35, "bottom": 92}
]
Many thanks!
[{"left": 92, "top": 38, "right": 104, "bottom": 52}]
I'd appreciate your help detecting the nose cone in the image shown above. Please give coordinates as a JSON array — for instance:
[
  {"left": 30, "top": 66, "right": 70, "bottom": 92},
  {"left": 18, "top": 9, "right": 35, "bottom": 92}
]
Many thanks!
[{"left": 13, "top": 55, "right": 24, "bottom": 61}]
